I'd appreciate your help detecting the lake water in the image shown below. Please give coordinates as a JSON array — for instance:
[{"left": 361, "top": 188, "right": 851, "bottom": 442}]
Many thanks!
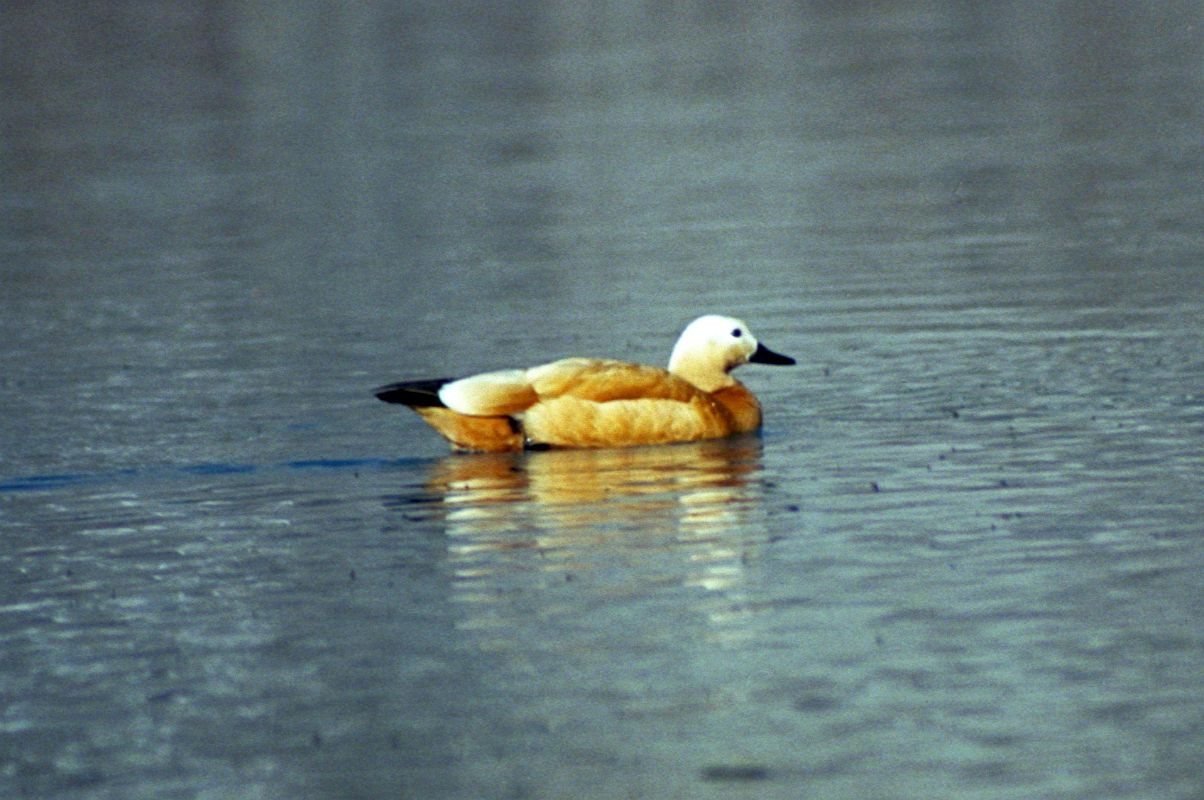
[{"left": 2, "top": 3, "right": 1203, "bottom": 799}]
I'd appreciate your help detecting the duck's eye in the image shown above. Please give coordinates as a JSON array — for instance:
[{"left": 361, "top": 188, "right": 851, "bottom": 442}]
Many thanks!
[{"left": 731, "top": 328, "right": 743, "bottom": 338}]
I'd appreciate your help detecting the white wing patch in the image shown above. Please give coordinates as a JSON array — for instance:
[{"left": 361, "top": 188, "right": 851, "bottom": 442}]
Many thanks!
[{"left": 438, "top": 369, "right": 536, "bottom": 416}]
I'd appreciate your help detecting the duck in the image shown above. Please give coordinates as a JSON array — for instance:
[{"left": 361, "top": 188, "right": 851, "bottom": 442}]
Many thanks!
[{"left": 373, "top": 314, "right": 795, "bottom": 452}]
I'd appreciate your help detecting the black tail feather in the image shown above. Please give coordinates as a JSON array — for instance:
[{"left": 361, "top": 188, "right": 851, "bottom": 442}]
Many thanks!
[{"left": 374, "top": 377, "right": 455, "bottom": 407}]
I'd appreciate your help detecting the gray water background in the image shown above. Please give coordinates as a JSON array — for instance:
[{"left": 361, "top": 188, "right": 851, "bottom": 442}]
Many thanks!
[{"left": 2, "top": 3, "right": 1203, "bottom": 799}]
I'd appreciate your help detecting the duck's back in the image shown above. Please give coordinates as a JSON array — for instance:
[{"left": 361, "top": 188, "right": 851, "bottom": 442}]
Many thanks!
[{"left": 524, "top": 358, "right": 698, "bottom": 401}]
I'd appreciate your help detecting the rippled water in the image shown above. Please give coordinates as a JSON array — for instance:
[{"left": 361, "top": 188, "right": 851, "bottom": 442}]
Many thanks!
[{"left": 3, "top": 3, "right": 1203, "bottom": 799}]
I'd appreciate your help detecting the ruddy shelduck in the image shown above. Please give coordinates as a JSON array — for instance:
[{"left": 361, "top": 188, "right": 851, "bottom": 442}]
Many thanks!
[{"left": 374, "top": 314, "right": 795, "bottom": 452}]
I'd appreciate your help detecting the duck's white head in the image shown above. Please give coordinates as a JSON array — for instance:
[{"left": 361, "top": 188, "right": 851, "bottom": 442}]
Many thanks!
[{"left": 667, "top": 315, "right": 795, "bottom": 391}]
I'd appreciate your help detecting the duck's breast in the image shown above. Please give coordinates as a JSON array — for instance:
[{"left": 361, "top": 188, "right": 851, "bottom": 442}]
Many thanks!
[{"left": 710, "top": 383, "right": 763, "bottom": 434}]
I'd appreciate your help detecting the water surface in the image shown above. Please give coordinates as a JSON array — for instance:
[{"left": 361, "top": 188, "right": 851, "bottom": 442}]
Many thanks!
[{"left": 2, "top": 3, "right": 1203, "bottom": 799}]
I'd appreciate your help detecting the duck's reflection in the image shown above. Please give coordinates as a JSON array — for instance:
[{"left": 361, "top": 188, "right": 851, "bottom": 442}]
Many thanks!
[{"left": 399, "top": 436, "right": 770, "bottom": 647}]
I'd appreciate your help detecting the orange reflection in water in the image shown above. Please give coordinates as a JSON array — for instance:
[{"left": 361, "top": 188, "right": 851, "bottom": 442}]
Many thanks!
[
  {"left": 407, "top": 437, "right": 771, "bottom": 647},
  {"left": 427, "top": 435, "right": 761, "bottom": 531}
]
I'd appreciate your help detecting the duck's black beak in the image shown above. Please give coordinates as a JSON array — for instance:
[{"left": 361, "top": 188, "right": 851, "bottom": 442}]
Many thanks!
[{"left": 750, "top": 342, "right": 796, "bottom": 366}]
